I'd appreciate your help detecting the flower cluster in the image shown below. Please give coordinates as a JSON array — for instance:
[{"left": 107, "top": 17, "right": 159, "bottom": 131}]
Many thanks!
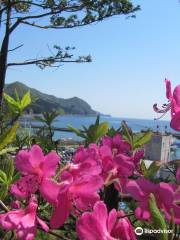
[{"left": 0, "top": 92, "right": 180, "bottom": 240}]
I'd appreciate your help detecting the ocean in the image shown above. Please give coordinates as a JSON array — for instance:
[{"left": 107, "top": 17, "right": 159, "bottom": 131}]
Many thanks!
[
  {"left": 23, "top": 115, "right": 174, "bottom": 139},
  {"left": 22, "top": 115, "right": 180, "bottom": 160}
]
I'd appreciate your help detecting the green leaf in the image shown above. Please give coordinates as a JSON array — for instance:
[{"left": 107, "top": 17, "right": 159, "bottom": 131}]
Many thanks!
[
  {"left": 95, "top": 115, "right": 100, "bottom": 125},
  {"left": 12, "top": 171, "right": 21, "bottom": 183},
  {"left": 140, "top": 160, "right": 147, "bottom": 175},
  {"left": 121, "top": 121, "right": 133, "bottom": 146},
  {"left": 3, "top": 93, "right": 19, "bottom": 108},
  {"left": 14, "top": 89, "right": 20, "bottom": 103},
  {"left": 0, "top": 147, "right": 17, "bottom": 156},
  {"left": 82, "top": 125, "right": 88, "bottom": 131},
  {"left": 95, "top": 122, "right": 109, "bottom": 140},
  {"left": 149, "top": 193, "right": 167, "bottom": 240},
  {"left": 145, "top": 161, "right": 161, "bottom": 179},
  {"left": 0, "top": 170, "right": 7, "bottom": 183},
  {"left": 133, "top": 131, "right": 152, "bottom": 149},
  {"left": 67, "top": 125, "right": 85, "bottom": 138},
  {"left": 0, "top": 122, "right": 19, "bottom": 151},
  {"left": 20, "top": 91, "right": 31, "bottom": 109},
  {"left": 0, "top": 183, "right": 8, "bottom": 200},
  {"left": 4, "top": 158, "right": 14, "bottom": 184}
]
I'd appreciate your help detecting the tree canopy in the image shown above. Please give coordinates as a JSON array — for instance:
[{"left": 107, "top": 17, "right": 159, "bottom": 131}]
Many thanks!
[{"left": 0, "top": 0, "right": 140, "bottom": 102}]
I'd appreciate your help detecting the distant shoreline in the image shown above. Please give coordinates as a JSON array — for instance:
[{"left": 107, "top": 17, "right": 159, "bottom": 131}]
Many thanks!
[{"left": 21, "top": 113, "right": 111, "bottom": 120}]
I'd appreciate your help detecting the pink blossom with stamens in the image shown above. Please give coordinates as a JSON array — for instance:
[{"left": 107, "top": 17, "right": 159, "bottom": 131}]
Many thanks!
[
  {"left": 102, "top": 134, "right": 131, "bottom": 155},
  {"left": 153, "top": 79, "right": 180, "bottom": 131},
  {"left": 11, "top": 145, "right": 60, "bottom": 199}
]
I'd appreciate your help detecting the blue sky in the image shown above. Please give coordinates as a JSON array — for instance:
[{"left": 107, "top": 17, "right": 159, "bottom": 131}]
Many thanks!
[{"left": 5, "top": 0, "right": 180, "bottom": 119}]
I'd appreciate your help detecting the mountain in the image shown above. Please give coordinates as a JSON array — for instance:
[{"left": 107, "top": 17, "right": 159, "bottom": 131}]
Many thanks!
[{"left": 4, "top": 81, "right": 97, "bottom": 115}]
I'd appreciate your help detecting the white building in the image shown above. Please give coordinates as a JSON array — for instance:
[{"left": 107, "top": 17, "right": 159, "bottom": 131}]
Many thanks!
[{"left": 144, "top": 134, "right": 173, "bottom": 163}]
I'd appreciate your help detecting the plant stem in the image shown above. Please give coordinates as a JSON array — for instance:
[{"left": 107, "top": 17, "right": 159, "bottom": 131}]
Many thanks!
[{"left": 0, "top": 200, "right": 9, "bottom": 212}]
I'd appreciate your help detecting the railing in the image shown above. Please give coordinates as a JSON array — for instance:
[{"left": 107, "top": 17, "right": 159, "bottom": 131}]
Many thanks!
[{"left": 21, "top": 124, "right": 74, "bottom": 133}]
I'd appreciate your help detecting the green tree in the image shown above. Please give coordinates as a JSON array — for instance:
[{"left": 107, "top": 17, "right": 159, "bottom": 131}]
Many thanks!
[{"left": 0, "top": 0, "right": 140, "bottom": 106}]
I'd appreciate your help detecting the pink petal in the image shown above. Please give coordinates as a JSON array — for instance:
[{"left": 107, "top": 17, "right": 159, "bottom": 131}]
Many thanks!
[
  {"left": 158, "top": 182, "right": 174, "bottom": 206},
  {"left": 107, "top": 209, "right": 117, "bottom": 233},
  {"left": 11, "top": 175, "right": 39, "bottom": 199},
  {"left": 170, "top": 111, "right": 180, "bottom": 131},
  {"left": 11, "top": 200, "right": 21, "bottom": 209},
  {"left": 29, "top": 145, "right": 44, "bottom": 168},
  {"left": 21, "top": 212, "right": 36, "bottom": 229},
  {"left": 75, "top": 192, "right": 100, "bottom": 211},
  {"left": 77, "top": 212, "right": 107, "bottom": 240},
  {"left": 70, "top": 160, "right": 102, "bottom": 178},
  {"left": 50, "top": 191, "right": 71, "bottom": 228},
  {"left": 173, "top": 85, "right": 180, "bottom": 106},
  {"left": 112, "top": 134, "right": 122, "bottom": 146},
  {"left": 165, "top": 205, "right": 180, "bottom": 224},
  {"left": 37, "top": 217, "right": 49, "bottom": 232},
  {"left": 15, "top": 145, "right": 44, "bottom": 175},
  {"left": 125, "top": 179, "right": 154, "bottom": 201},
  {"left": 15, "top": 150, "right": 34, "bottom": 175},
  {"left": 93, "top": 201, "right": 108, "bottom": 231},
  {"left": 39, "top": 178, "right": 60, "bottom": 205},
  {"left": 102, "top": 136, "right": 113, "bottom": 149},
  {"left": 77, "top": 201, "right": 115, "bottom": 240},
  {"left": 42, "top": 151, "right": 60, "bottom": 177},
  {"left": 133, "top": 149, "right": 144, "bottom": 165},
  {"left": 70, "top": 175, "right": 103, "bottom": 195},
  {"left": 16, "top": 225, "right": 36, "bottom": 240},
  {"left": 111, "top": 214, "right": 137, "bottom": 240},
  {"left": 0, "top": 210, "right": 25, "bottom": 230},
  {"left": 114, "top": 154, "right": 134, "bottom": 177},
  {"left": 165, "top": 79, "right": 173, "bottom": 100},
  {"left": 100, "top": 146, "right": 113, "bottom": 159},
  {"left": 135, "top": 206, "right": 151, "bottom": 221}
]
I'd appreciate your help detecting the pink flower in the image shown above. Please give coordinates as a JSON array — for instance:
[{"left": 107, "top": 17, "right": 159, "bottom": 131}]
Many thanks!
[
  {"left": 126, "top": 178, "right": 180, "bottom": 224},
  {"left": 0, "top": 196, "right": 49, "bottom": 240},
  {"left": 11, "top": 200, "right": 21, "bottom": 209},
  {"left": 11, "top": 175, "right": 39, "bottom": 199},
  {"left": 102, "top": 134, "right": 131, "bottom": 155},
  {"left": 133, "top": 149, "right": 144, "bottom": 166},
  {"left": 76, "top": 201, "right": 136, "bottom": 240},
  {"left": 73, "top": 144, "right": 99, "bottom": 164},
  {"left": 99, "top": 145, "right": 135, "bottom": 190},
  {"left": 153, "top": 79, "right": 180, "bottom": 131},
  {"left": 11, "top": 145, "right": 60, "bottom": 198},
  {"left": 40, "top": 171, "right": 103, "bottom": 229}
]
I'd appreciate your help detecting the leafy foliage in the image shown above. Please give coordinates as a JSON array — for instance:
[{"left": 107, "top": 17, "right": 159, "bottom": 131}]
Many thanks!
[
  {"left": 68, "top": 115, "right": 109, "bottom": 146},
  {"left": 4, "top": 90, "right": 31, "bottom": 115},
  {"left": 149, "top": 193, "right": 168, "bottom": 240},
  {"left": 0, "top": 122, "right": 19, "bottom": 151},
  {"left": 0, "top": 157, "right": 16, "bottom": 200},
  {"left": 0, "top": 0, "right": 140, "bottom": 72},
  {"left": 121, "top": 120, "right": 152, "bottom": 150},
  {"left": 2, "top": 90, "right": 32, "bottom": 131},
  {"left": 33, "top": 110, "right": 62, "bottom": 152},
  {"left": 140, "top": 160, "right": 162, "bottom": 180}
]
